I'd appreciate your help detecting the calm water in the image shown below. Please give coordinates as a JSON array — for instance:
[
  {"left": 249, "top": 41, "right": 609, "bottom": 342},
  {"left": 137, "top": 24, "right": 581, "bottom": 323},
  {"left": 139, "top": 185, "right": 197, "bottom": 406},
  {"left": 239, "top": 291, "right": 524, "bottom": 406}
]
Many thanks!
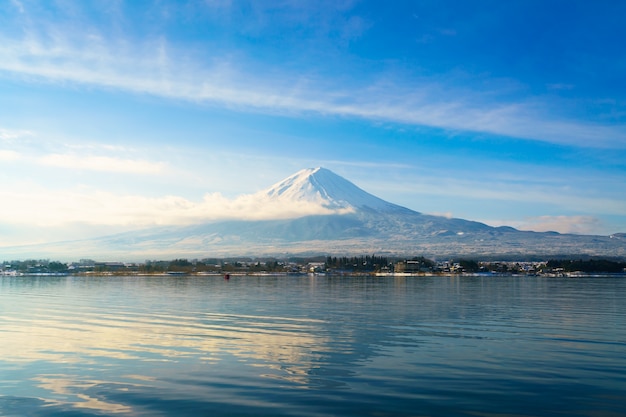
[{"left": 0, "top": 274, "right": 624, "bottom": 417}]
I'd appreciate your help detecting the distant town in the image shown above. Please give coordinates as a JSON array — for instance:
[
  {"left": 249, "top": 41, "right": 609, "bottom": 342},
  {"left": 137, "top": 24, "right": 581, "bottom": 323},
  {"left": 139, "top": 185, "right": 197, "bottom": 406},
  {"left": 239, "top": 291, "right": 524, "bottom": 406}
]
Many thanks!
[{"left": 2, "top": 255, "right": 625, "bottom": 277}]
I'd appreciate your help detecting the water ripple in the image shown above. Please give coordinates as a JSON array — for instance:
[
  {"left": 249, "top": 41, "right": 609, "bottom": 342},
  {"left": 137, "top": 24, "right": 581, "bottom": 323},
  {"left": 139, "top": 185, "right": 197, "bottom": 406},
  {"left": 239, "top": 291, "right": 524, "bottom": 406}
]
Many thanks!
[{"left": 1, "top": 275, "right": 625, "bottom": 416}]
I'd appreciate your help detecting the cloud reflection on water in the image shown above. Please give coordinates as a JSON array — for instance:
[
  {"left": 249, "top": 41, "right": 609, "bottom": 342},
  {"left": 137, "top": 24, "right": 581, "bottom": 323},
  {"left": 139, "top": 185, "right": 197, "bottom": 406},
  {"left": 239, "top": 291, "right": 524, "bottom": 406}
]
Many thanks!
[
  {"left": 1, "top": 310, "right": 333, "bottom": 367},
  {"left": 33, "top": 375, "right": 135, "bottom": 414},
  {"left": 0, "top": 282, "right": 339, "bottom": 414}
]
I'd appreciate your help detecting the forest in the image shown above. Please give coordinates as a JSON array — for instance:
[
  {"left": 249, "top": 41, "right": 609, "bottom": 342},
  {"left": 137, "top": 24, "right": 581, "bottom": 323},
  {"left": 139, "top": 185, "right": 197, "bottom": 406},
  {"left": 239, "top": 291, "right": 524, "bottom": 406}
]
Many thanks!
[{"left": 545, "top": 259, "right": 626, "bottom": 273}]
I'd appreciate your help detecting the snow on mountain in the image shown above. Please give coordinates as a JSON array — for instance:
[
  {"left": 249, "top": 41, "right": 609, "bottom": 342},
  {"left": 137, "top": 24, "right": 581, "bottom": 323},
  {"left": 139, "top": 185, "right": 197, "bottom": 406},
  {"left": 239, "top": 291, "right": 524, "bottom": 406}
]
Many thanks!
[{"left": 260, "top": 167, "right": 406, "bottom": 213}]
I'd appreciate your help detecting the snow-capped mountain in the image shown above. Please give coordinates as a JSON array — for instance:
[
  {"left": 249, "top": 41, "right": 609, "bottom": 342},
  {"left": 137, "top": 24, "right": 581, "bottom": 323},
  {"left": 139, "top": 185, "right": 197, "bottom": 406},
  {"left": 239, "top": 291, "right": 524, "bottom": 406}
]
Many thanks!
[
  {"left": 3, "top": 168, "right": 625, "bottom": 261},
  {"left": 260, "top": 167, "right": 404, "bottom": 213}
]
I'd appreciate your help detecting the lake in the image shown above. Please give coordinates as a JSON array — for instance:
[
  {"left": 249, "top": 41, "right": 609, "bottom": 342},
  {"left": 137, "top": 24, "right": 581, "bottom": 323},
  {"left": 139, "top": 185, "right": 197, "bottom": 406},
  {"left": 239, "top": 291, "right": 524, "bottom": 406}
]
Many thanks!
[{"left": 1, "top": 274, "right": 624, "bottom": 416}]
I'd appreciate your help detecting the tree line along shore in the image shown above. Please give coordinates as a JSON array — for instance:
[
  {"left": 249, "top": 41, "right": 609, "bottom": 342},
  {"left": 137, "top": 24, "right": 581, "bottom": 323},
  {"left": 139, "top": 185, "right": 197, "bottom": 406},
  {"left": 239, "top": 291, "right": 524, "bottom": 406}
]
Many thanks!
[{"left": 2, "top": 256, "right": 626, "bottom": 276}]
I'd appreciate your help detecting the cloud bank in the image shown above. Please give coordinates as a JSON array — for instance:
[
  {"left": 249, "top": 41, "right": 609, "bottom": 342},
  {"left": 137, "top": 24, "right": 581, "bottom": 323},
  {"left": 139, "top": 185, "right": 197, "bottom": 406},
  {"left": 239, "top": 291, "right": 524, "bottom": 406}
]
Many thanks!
[{"left": 0, "top": 187, "right": 348, "bottom": 231}]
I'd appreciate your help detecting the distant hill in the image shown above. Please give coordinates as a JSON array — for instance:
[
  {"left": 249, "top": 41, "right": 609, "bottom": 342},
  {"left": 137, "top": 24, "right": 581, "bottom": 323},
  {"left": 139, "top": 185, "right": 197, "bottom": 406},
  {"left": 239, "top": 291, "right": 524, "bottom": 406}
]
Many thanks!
[{"left": 3, "top": 167, "right": 625, "bottom": 261}]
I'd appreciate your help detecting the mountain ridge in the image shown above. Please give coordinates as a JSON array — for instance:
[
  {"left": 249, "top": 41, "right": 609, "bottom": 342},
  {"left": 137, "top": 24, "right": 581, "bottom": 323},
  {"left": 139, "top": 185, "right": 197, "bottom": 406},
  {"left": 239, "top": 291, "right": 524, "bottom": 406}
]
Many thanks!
[{"left": 2, "top": 167, "right": 625, "bottom": 261}]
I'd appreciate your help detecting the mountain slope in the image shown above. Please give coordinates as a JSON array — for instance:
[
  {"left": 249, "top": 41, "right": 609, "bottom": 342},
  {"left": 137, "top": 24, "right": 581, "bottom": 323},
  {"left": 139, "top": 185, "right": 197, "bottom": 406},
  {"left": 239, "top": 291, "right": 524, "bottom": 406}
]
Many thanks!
[
  {"left": 2, "top": 168, "right": 625, "bottom": 260},
  {"left": 260, "top": 167, "right": 407, "bottom": 213}
]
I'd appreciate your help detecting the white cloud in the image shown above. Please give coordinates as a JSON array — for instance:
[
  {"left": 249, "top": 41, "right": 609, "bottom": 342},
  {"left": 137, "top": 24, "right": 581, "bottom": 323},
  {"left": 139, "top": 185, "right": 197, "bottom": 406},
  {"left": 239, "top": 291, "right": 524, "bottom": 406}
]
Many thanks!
[
  {"left": 427, "top": 211, "right": 453, "bottom": 218},
  {"left": 0, "top": 149, "right": 20, "bottom": 161},
  {"left": 0, "top": 129, "right": 168, "bottom": 175},
  {"left": 0, "top": 128, "right": 33, "bottom": 141},
  {"left": 0, "top": 185, "right": 349, "bottom": 231},
  {"left": 39, "top": 154, "right": 166, "bottom": 174}
]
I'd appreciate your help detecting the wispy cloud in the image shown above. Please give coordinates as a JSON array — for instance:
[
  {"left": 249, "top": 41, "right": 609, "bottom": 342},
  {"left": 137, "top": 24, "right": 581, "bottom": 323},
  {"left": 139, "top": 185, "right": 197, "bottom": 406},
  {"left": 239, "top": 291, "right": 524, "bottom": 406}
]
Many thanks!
[
  {"left": 0, "top": 128, "right": 33, "bottom": 141},
  {"left": 489, "top": 215, "right": 604, "bottom": 235},
  {"left": 0, "top": 10, "right": 624, "bottom": 149},
  {"left": 372, "top": 171, "right": 626, "bottom": 217},
  {"left": 0, "top": 127, "right": 168, "bottom": 175},
  {"left": 9, "top": 0, "right": 24, "bottom": 14},
  {"left": 547, "top": 83, "right": 575, "bottom": 91},
  {"left": 39, "top": 154, "right": 166, "bottom": 175},
  {"left": 0, "top": 149, "right": 20, "bottom": 161}
]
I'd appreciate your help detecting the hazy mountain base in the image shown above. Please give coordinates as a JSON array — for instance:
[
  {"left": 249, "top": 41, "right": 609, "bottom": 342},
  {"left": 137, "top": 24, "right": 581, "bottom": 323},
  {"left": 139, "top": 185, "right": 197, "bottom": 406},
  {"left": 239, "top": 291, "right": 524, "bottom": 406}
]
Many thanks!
[{"left": 3, "top": 213, "right": 625, "bottom": 262}]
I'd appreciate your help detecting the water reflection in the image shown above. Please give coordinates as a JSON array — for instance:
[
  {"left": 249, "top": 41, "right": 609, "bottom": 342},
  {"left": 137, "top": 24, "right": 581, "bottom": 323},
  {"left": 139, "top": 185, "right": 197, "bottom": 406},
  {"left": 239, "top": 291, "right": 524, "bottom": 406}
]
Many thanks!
[
  {"left": 1, "top": 276, "right": 355, "bottom": 415},
  {"left": 1, "top": 275, "right": 625, "bottom": 417},
  {"left": 1, "top": 308, "right": 336, "bottom": 381},
  {"left": 34, "top": 375, "right": 134, "bottom": 414}
]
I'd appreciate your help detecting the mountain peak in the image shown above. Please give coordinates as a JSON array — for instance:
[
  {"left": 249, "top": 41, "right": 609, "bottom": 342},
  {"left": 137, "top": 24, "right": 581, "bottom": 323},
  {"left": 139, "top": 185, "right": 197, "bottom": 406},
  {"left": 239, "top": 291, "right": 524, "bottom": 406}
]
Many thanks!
[{"left": 262, "top": 167, "right": 405, "bottom": 212}]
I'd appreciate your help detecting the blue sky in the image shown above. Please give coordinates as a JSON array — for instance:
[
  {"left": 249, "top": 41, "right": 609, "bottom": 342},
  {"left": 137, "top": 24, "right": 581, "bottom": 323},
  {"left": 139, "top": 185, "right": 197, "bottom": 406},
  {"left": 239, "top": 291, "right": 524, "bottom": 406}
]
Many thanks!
[{"left": 1, "top": 0, "right": 625, "bottom": 247}]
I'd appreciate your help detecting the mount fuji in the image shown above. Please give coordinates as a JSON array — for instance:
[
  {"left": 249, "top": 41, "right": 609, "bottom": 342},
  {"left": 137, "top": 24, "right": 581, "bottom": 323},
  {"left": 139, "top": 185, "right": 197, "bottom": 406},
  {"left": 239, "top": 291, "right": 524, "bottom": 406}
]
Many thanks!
[
  {"left": 261, "top": 167, "right": 405, "bottom": 213},
  {"left": 4, "top": 167, "right": 626, "bottom": 260}
]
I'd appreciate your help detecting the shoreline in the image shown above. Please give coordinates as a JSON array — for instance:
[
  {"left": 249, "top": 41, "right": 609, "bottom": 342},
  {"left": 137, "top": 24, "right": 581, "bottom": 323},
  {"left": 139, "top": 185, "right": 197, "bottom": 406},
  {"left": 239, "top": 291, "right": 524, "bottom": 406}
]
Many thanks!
[{"left": 3, "top": 271, "right": 625, "bottom": 278}]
